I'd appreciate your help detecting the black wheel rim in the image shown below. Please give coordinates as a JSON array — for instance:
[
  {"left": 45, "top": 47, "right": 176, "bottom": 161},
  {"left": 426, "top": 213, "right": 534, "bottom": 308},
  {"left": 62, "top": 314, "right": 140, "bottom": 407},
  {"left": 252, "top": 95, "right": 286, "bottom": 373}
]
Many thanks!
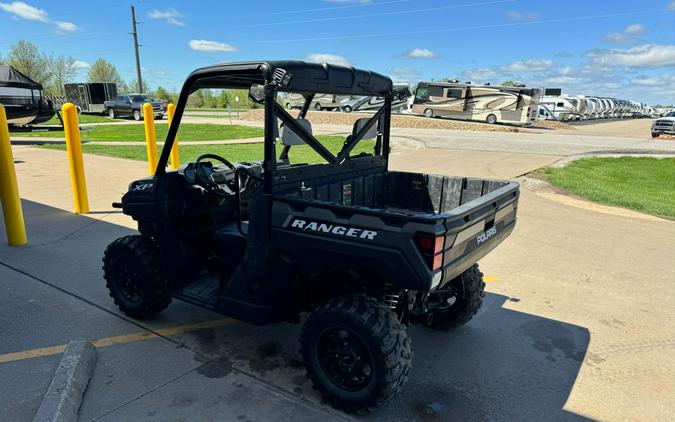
[
  {"left": 115, "top": 267, "right": 142, "bottom": 303},
  {"left": 317, "top": 328, "right": 373, "bottom": 392}
]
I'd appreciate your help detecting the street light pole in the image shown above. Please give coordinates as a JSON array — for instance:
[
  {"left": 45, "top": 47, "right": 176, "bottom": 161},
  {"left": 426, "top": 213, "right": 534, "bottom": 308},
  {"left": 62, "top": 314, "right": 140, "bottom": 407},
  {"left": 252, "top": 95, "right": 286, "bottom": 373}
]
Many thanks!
[{"left": 131, "top": 5, "right": 143, "bottom": 93}]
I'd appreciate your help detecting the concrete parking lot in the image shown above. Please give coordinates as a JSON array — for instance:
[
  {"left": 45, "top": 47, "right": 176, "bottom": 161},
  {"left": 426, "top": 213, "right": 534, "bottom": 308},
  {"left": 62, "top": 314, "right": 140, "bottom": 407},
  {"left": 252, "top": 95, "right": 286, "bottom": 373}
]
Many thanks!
[{"left": 1, "top": 122, "right": 674, "bottom": 421}]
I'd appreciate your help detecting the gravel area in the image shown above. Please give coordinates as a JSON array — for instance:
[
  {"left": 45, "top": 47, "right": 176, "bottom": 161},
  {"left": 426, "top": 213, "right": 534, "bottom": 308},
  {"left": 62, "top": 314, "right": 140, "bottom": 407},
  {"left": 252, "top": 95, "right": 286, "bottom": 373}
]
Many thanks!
[
  {"left": 239, "top": 109, "right": 527, "bottom": 132},
  {"left": 531, "top": 120, "right": 576, "bottom": 130}
]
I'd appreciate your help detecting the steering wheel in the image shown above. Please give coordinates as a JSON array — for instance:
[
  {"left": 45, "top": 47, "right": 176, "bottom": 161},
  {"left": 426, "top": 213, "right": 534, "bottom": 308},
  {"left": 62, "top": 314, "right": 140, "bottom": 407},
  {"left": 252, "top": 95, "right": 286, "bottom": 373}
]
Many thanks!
[{"left": 194, "top": 153, "right": 239, "bottom": 196}]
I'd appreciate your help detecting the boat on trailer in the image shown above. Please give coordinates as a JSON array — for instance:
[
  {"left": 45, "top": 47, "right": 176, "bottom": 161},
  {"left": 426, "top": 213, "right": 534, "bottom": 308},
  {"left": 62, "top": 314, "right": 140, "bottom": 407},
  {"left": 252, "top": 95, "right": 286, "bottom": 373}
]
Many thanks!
[{"left": 0, "top": 65, "right": 55, "bottom": 126}]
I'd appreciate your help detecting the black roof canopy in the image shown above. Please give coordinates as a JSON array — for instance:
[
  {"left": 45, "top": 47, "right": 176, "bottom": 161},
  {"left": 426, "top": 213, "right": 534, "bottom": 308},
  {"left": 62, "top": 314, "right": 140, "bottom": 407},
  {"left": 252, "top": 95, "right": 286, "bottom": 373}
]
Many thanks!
[
  {"left": 188, "top": 61, "right": 392, "bottom": 97},
  {"left": 0, "top": 65, "right": 42, "bottom": 89}
]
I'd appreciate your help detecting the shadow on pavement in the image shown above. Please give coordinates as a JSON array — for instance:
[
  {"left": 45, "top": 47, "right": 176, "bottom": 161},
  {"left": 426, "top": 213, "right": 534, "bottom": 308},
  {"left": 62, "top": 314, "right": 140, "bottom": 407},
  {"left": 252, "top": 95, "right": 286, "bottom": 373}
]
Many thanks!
[{"left": 1, "top": 200, "right": 593, "bottom": 421}]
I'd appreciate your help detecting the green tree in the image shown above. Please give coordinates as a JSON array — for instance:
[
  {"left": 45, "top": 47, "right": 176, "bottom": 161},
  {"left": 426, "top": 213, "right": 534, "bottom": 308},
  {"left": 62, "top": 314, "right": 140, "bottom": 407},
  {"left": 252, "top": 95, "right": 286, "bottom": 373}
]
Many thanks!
[
  {"left": 501, "top": 80, "right": 526, "bottom": 87},
  {"left": 126, "top": 79, "right": 151, "bottom": 94},
  {"left": 88, "top": 58, "right": 123, "bottom": 85},
  {"left": 155, "top": 86, "right": 171, "bottom": 101},
  {"left": 7, "top": 40, "right": 50, "bottom": 85},
  {"left": 45, "top": 55, "right": 78, "bottom": 96},
  {"left": 217, "top": 90, "right": 232, "bottom": 108}
]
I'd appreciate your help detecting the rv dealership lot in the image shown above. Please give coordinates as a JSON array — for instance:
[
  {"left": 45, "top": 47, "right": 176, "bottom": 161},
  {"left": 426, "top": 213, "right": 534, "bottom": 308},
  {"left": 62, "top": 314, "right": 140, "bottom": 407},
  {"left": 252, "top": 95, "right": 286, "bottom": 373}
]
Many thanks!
[{"left": 2, "top": 121, "right": 674, "bottom": 421}]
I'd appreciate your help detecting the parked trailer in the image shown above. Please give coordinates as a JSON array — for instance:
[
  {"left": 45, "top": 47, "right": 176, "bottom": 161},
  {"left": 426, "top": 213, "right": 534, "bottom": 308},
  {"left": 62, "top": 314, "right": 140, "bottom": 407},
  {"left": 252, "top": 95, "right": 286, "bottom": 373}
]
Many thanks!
[
  {"left": 411, "top": 82, "right": 540, "bottom": 125},
  {"left": 340, "top": 84, "right": 411, "bottom": 113},
  {"left": 0, "top": 65, "right": 55, "bottom": 126},
  {"left": 64, "top": 82, "right": 118, "bottom": 114},
  {"left": 285, "top": 93, "right": 346, "bottom": 111}
]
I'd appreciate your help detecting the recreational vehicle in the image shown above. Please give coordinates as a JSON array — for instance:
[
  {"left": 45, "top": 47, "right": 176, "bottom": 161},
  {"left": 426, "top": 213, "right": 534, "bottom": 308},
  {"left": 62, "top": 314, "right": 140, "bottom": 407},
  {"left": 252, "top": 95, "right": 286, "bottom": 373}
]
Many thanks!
[
  {"left": 411, "top": 82, "right": 540, "bottom": 125},
  {"left": 284, "top": 93, "right": 345, "bottom": 111},
  {"left": 64, "top": 82, "right": 118, "bottom": 114},
  {"left": 538, "top": 89, "right": 576, "bottom": 121},
  {"left": 0, "top": 65, "right": 55, "bottom": 126},
  {"left": 340, "top": 84, "right": 411, "bottom": 113}
]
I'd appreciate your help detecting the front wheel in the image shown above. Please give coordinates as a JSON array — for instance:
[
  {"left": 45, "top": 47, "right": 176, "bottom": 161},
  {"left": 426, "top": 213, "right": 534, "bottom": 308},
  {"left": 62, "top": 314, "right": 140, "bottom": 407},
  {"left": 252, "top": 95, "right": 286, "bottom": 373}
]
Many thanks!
[
  {"left": 651, "top": 132, "right": 659, "bottom": 138},
  {"left": 133, "top": 110, "right": 142, "bottom": 121},
  {"left": 314, "top": 103, "right": 322, "bottom": 111},
  {"left": 102, "top": 235, "right": 171, "bottom": 319},
  {"left": 108, "top": 108, "right": 115, "bottom": 119},
  {"left": 424, "top": 108, "right": 433, "bottom": 118},
  {"left": 424, "top": 264, "right": 485, "bottom": 330},
  {"left": 300, "top": 296, "right": 412, "bottom": 414},
  {"left": 342, "top": 105, "right": 352, "bottom": 113},
  {"left": 486, "top": 113, "right": 497, "bottom": 124}
]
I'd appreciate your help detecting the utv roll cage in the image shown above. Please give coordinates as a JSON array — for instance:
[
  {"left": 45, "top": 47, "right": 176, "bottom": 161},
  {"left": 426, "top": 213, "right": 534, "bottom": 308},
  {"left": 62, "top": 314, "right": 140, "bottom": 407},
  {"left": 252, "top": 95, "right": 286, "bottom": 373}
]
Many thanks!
[{"left": 156, "top": 61, "right": 394, "bottom": 193}]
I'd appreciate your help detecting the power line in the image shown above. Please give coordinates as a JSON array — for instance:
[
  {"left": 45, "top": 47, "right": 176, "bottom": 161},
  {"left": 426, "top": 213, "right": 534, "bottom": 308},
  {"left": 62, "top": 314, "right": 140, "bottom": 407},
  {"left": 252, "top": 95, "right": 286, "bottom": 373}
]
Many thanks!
[{"left": 238, "top": 8, "right": 666, "bottom": 45}]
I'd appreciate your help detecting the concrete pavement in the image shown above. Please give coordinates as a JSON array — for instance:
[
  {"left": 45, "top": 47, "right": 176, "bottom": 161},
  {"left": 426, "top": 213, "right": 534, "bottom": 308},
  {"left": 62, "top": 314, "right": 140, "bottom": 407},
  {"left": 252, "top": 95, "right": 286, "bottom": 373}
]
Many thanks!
[{"left": 1, "top": 124, "right": 674, "bottom": 421}]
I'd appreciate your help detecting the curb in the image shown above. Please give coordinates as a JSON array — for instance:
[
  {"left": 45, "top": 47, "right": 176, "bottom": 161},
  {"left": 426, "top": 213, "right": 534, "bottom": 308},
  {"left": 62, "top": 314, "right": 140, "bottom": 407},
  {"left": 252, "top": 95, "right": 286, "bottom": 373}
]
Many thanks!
[{"left": 33, "top": 340, "right": 97, "bottom": 422}]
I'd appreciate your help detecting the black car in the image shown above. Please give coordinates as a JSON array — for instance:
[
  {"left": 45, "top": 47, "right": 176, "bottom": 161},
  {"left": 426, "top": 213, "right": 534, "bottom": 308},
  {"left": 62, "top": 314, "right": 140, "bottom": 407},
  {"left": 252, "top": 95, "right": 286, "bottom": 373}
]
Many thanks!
[{"left": 103, "top": 60, "right": 519, "bottom": 414}]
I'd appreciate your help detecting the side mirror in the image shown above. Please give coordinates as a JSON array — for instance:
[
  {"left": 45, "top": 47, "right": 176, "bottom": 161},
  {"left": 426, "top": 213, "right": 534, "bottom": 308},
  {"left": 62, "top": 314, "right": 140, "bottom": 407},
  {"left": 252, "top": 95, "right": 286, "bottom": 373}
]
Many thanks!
[{"left": 248, "top": 84, "right": 265, "bottom": 104}]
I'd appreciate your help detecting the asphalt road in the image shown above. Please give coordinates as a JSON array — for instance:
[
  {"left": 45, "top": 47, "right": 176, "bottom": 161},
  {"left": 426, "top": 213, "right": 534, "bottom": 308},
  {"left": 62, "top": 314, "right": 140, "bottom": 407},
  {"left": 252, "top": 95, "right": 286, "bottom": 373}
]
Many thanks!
[{"left": 1, "top": 124, "right": 674, "bottom": 421}]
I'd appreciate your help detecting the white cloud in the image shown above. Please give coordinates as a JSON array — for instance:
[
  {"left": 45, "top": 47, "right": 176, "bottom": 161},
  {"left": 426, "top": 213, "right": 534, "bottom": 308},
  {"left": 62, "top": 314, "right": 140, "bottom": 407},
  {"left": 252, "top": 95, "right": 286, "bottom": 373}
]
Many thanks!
[
  {"left": 149, "top": 8, "right": 184, "bottom": 26},
  {"left": 55, "top": 20, "right": 77, "bottom": 32},
  {"left": 603, "top": 23, "right": 646, "bottom": 45},
  {"left": 504, "top": 59, "right": 553, "bottom": 72},
  {"left": 0, "top": 1, "right": 47, "bottom": 21},
  {"left": 305, "top": 53, "right": 351, "bottom": 67},
  {"left": 558, "top": 66, "right": 575, "bottom": 75},
  {"left": 188, "top": 39, "right": 237, "bottom": 52},
  {"left": 586, "top": 44, "right": 675, "bottom": 68},
  {"left": 73, "top": 60, "right": 90, "bottom": 69},
  {"left": 403, "top": 48, "right": 437, "bottom": 59},
  {"left": 387, "top": 67, "right": 420, "bottom": 81},
  {"left": 462, "top": 68, "right": 497, "bottom": 81},
  {"left": 505, "top": 10, "right": 539, "bottom": 21},
  {"left": 624, "top": 23, "right": 646, "bottom": 35}
]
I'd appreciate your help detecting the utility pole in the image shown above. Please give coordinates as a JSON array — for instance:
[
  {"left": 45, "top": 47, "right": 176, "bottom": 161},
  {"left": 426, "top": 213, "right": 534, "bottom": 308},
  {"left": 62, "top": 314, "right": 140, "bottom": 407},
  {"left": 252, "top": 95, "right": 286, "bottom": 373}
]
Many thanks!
[{"left": 130, "top": 5, "right": 143, "bottom": 93}]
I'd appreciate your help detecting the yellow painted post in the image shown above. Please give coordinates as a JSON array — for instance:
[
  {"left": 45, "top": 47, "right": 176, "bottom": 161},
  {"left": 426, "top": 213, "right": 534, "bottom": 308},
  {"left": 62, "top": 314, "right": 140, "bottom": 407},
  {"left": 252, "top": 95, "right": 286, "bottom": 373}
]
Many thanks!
[
  {"left": 0, "top": 104, "right": 28, "bottom": 245},
  {"left": 143, "top": 103, "right": 158, "bottom": 175},
  {"left": 167, "top": 103, "right": 180, "bottom": 170},
  {"left": 62, "top": 103, "right": 90, "bottom": 214}
]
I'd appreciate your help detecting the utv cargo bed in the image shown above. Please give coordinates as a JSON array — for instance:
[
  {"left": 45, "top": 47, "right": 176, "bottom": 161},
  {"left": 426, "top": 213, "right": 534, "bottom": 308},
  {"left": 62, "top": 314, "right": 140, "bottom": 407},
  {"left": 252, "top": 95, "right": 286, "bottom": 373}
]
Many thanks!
[{"left": 273, "top": 170, "right": 519, "bottom": 291}]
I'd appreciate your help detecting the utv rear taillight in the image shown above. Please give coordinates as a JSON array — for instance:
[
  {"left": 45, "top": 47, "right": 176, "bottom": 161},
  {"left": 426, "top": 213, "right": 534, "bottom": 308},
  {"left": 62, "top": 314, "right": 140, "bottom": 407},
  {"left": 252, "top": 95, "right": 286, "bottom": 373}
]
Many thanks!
[{"left": 415, "top": 233, "right": 444, "bottom": 271}]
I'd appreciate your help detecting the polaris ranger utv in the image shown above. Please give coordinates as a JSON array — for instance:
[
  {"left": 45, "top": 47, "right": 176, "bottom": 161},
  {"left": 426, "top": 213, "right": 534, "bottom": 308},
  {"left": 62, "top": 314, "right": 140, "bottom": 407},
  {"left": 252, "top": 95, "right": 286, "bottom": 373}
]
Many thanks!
[{"left": 103, "top": 61, "right": 519, "bottom": 414}]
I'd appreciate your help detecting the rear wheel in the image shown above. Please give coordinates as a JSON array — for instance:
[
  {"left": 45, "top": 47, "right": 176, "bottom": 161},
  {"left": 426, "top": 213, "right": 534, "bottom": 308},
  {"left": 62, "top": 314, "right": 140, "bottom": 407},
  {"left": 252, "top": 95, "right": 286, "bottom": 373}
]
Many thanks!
[
  {"left": 314, "top": 103, "right": 322, "bottom": 111},
  {"left": 108, "top": 108, "right": 115, "bottom": 119},
  {"left": 342, "top": 105, "right": 352, "bottom": 113},
  {"left": 486, "top": 114, "right": 497, "bottom": 124},
  {"left": 300, "top": 296, "right": 412, "bottom": 414},
  {"left": 286, "top": 103, "right": 292, "bottom": 110},
  {"left": 103, "top": 235, "right": 170, "bottom": 319},
  {"left": 133, "top": 110, "right": 142, "bottom": 121},
  {"left": 424, "top": 108, "right": 433, "bottom": 118},
  {"left": 424, "top": 264, "right": 485, "bottom": 330}
]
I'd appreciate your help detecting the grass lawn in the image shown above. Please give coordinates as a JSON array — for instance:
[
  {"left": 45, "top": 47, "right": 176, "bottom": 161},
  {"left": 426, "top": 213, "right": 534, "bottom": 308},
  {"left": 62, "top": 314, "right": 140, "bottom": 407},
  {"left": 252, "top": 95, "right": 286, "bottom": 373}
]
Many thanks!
[
  {"left": 545, "top": 157, "right": 675, "bottom": 217},
  {"left": 12, "top": 123, "right": 263, "bottom": 142},
  {"left": 38, "top": 114, "right": 119, "bottom": 125},
  {"left": 185, "top": 107, "right": 249, "bottom": 112},
  {"left": 41, "top": 136, "right": 374, "bottom": 166}
]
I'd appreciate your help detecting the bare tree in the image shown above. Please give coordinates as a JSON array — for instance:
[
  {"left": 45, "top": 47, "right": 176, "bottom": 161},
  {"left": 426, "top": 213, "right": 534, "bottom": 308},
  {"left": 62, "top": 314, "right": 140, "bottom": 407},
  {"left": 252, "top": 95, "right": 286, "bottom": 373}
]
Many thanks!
[
  {"left": 46, "top": 55, "right": 78, "bottom": 96},
  {"left": 7, "top": 40, "right": 50, "bottom": 85},
  {"left": 87, "top": 58, "right": 123, "bottom": 85}
]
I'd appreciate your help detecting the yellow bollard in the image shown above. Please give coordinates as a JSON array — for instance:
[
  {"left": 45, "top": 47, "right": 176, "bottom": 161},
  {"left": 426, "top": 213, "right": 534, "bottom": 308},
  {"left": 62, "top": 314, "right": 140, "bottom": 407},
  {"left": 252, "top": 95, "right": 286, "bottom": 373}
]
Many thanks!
[
  {"left": 62, "top": 103, "right": 90, "bottom": 214},
  {"left": 167, "top": 103, "right": 180, "bottom": 170},
  {"left": 143, "top": 103, "right": 158, "bottom": 175},
  {"left": 0, "top": 104, "right": 28, "bottom": 245}
]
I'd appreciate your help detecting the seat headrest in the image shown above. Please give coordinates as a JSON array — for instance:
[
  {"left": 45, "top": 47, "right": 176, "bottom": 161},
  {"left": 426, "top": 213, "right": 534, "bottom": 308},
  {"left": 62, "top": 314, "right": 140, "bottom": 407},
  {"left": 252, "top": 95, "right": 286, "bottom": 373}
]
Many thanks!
[
  {"left": 352, "top": 118, "right": 378, "bottom": 140},
  {"left": 280, "top": 118, "right": 312, "bottom": 146}
]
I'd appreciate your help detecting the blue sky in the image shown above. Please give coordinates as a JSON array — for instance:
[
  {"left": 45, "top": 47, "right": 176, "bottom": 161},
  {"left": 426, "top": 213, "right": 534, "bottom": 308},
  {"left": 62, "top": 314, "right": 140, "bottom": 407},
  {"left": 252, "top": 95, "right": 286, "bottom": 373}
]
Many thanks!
[{"left": 1, "top": 0, "right": 674, "bottom": 104}]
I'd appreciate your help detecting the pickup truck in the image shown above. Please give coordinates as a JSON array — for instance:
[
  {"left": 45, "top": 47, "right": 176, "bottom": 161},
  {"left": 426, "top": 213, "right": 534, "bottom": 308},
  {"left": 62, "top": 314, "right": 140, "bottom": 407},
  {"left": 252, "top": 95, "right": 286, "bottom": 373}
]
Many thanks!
[
  {"left": 104, "top": 94, "right": 164, "bottom": 121},
  {"left": 652, "top": 111, "right": 675, "bottom": 137},
  {"left": 103, "top": 61, "right": 519, "bottom": 414}
]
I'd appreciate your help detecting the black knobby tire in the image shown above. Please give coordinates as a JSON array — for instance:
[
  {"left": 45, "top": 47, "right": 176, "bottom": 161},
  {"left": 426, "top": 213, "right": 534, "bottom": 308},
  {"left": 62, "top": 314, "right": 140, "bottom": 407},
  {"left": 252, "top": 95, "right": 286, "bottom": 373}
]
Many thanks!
[
  {"left": 102, "top": 235, "right": 171, "bottom": 319},
  {"left": 300, "top": 296, "right": 412, "bottom": 414},
  {"left": 426, "top": 264, "right": 485, "bottom": 330}
]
